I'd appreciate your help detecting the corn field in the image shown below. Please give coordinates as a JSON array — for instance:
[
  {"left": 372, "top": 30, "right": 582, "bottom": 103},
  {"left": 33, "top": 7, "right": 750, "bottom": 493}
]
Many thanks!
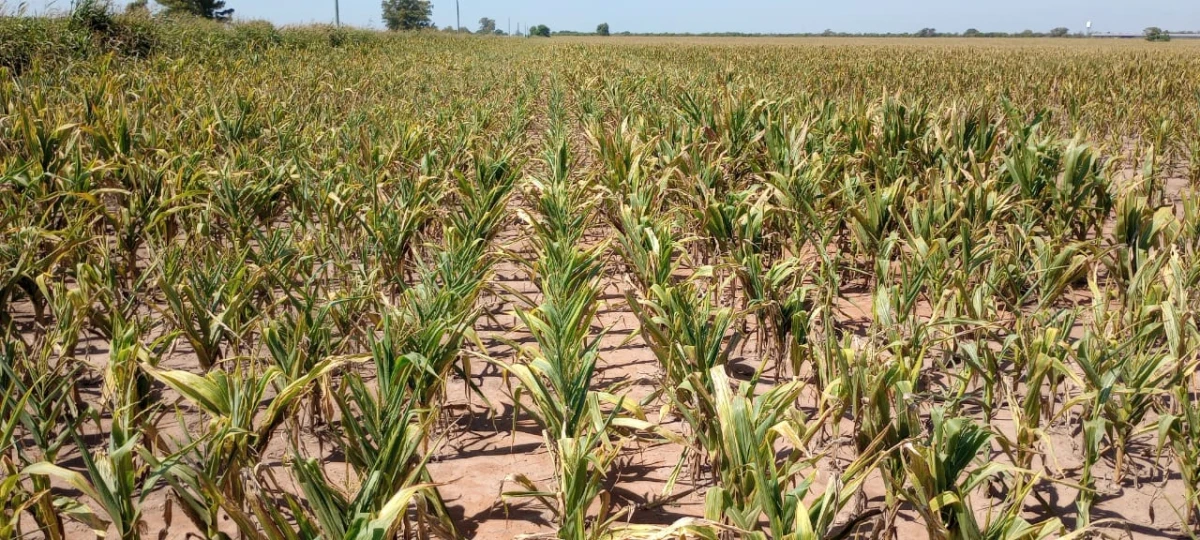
[{"left": 4, "top": 15, "right": 1200, "bottom": 540}]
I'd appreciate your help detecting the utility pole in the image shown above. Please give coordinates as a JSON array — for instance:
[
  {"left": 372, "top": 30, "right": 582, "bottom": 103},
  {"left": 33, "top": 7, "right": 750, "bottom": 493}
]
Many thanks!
[
  {"left": 455, "top": 0, "right": 460, "bottom": 32},
  {"left": 334, "top": 0, "right": 340, "bottom": 27}
]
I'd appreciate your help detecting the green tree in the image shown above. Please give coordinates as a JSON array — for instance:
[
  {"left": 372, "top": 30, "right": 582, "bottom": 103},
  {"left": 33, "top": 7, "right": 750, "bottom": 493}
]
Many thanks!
[
  {"left": 478, "top": 17, "right": 496, "bottom": 34},
  {"left": 1050, "top": 27, "right": 1070, "bottom": 37},
  {"left": 916, "top": 27, "right": 937, "bottom": 37},
  {"left": 530, "top": 24, "right": 550, "bottom": 37},
  {"left": 381, "top": 0, "right": 433, "bottom": 31},
  {"left": 596, "top": 22, "right": 610, "bottom": 36},
  {"left": 1144, "top": 27, "right": 1171, "bottom": 41},
  {"left": 157, "top": 0, "right": 234, "bottom": 21},
  {"left": 125, "top": 0, "right": 149, "bottom": 15},
  {"left": 964, "top": 28, "right": 981, "bottom": 37}
]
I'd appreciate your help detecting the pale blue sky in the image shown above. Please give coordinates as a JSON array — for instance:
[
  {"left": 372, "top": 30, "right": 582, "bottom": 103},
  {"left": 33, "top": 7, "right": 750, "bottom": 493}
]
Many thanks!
[{"left": 9, "top": 0, "right": 1199, "bottom": 34}]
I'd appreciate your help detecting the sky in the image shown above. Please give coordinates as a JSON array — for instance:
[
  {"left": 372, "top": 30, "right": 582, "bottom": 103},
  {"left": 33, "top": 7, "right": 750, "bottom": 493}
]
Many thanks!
[{"left": 9, "top": 0, "right": 1199, "bottom": 34}]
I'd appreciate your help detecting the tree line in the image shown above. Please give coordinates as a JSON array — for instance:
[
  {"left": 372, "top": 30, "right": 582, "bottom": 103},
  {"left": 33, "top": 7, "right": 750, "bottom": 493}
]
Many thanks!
[
  {"left": 380, "top": 0, "right": 609, "bottom": 37},
  {"left": 117, "top": 0, "right": 235, "bottom": 21},
  {"left": 55, "top": 1, "right": 1182, "bottom": 42}
]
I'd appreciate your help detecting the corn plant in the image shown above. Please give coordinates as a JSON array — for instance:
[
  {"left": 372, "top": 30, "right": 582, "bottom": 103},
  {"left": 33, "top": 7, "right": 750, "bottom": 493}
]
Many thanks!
[
  {"left": 0, "top": 224, "right": 81, "bottom": 328},
  {"left": 0, "top": 293, "right": 89, "bottom": 539},
  {"left": 702, "top": 366, "right": 879, "bottom": 539},
  {"left": 848, "top": 349, "right": 921, "bottom": 521},
  {"left": 0, "top": 355, "right": 40, "bottom": 539},
  {"left": 845, "top": 176, "right": 906, "bottom": 262},
  {"left": 356, "top": 168, "right": 441, "bottom": 290},
  {"left": 1073, "top": 330, "right": 1187, "bottom": 484},
  {"left": 159, "top": 244, "right": 265, "bottom": 371},
  {"left": 298, "top": 403, "right": 456, "bottom": 539},
  {"left": 899, "top": 410, "right": 1065, "bottom": 540},
  {"left": 22, "top": 313, "right": 171, "bottom": 540},
  {"left": 1107, "top": 192, "right": 1180, "bottom": 292},
  {"left": 502, "top": 137, "right": 660, "bottom": 539},
  {"left": 628, "top": 282, "right": 740, "bottom": 396},
  {"left": 614, "top": 204, "right": 680, "bottom": 294},
  {"left": 737, "top": 255, "right": 814, "bottom": 375},
  {"left": 319, "top": 318, "right": 461, "bottom": 538}
]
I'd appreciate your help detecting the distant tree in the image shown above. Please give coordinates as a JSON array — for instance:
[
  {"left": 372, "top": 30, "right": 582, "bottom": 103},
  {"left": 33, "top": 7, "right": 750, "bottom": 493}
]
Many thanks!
[
  {"left": 597, "top": 22, "right": 610, "bottom": 36},
  {"left": 822, "top": 28, "right": 835, "bottom": 36},
  {"left": 1144, "top": 27, "right": 1171, "bottom": 41},
  {"left": 529, "top": 24, "right": 550, "bottom": 37},
  {"left": 70, "top": 0, "right": 115, "bottom": 33},
  {"left": 1050, "top": 27, "right": 1070, "bottom": 37},
  {"left": 125, "top": 0, "right": 149, "bottom": 15},
  {"left": 381, "top": 0, "right": 433, "bottom": 31},
  {"left": 158, "top": 0, "right": 234, "bottom": 21},
  {"left": 916, "top": 27, "right": 937, "bottom": 37},
  {"left": 478, "top": 17, "right": 496, "bottom": 34},
  {"left": 964, "top": 28, "right": 981, "bottom": 37},
  {"left": 1019, "top": 29, "right": 1035, "bottom": 37}
]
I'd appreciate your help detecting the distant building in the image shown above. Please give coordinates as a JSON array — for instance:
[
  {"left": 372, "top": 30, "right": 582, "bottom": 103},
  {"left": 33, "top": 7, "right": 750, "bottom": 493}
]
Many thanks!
[{"left": 1091, "top": 32, "right": 1200, "bottom": 39}]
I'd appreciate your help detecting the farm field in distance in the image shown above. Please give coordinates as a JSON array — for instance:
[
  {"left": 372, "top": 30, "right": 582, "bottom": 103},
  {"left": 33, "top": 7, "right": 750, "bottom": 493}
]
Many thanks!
[{"left": 4, "top": 15, "right": 1200, "bottom": 540}]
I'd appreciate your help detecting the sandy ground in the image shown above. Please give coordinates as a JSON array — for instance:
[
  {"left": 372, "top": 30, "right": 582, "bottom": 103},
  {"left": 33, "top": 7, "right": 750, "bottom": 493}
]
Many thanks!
[
  {"left": 10, "top": 150, "right": 1198, "bottom": 540},
  {"left": 13, "top": 244, "right": 1194, "bottom": 540}
]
